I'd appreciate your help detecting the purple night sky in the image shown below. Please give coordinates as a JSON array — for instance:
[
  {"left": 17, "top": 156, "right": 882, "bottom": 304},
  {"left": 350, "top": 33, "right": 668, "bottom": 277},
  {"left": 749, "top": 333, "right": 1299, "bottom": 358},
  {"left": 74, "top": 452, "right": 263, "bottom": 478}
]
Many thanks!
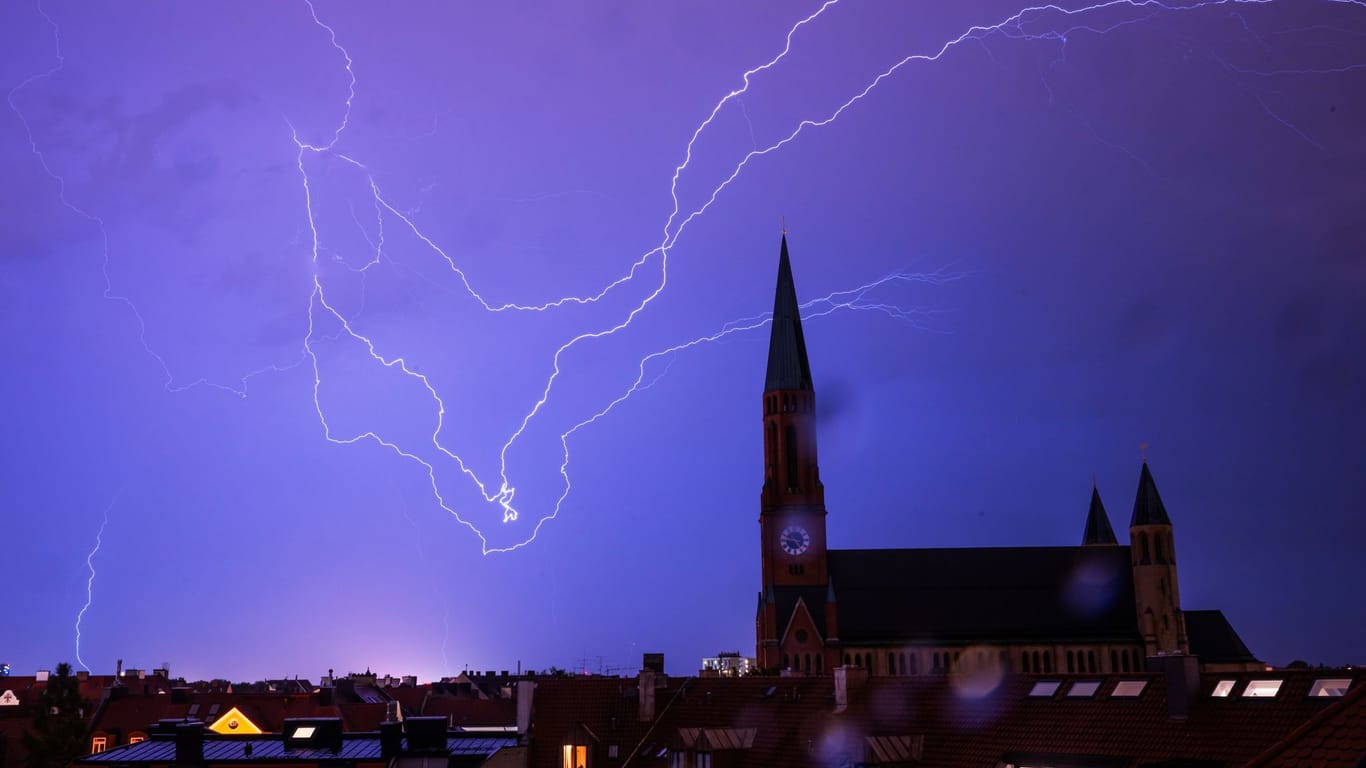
[{"left": 2, "top": 0, "right": 1363, "bottom": 682}]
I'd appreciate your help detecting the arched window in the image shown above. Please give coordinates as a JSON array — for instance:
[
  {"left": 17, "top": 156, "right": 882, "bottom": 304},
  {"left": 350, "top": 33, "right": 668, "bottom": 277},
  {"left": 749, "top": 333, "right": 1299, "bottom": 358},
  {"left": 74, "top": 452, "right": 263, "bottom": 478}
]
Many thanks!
[
  {"left": 864, "top": 653, "right": 873, "bottom": 671},
  {"left": 816, "top": 654, "right": 823, "bottom": 674},
  {"left": 1043, "top": 652, "right": 1052, "bottom": 673},
  {"left": 782, "top": 653, "right": 789, "bottom": 669},
  {"left": 933, "top": 652, "right": 941, "bottom": 671},
  {"left": 1066, "top": 650, "right": 1075, "bottom": 673},
  {"left": 1140, "top": 534, "right": 1151, "bottom": 563},
  {"left": 1133, "top": 650, "right": 1142, "bottom": 671},
  {"left": 888, "top": 653, "right": 896, "bottom": 675},
  {"left": 1032, "top": 651, "right": 1041, "bottom": 673},
  {"left": 784, "top": 425, "right": 799, "bottom": 490},
  {"left": 1155, "top": 535, "right": 1165, "bottom": 563},
  {"left": 909, "top": 654, "right": 918, "bottom": 675},
  {"left": 843, "top": 653, "right": 851, "bottom": 666},
  {"left": 1110, "top": 650, "right": 1119, "bottom": 672},
  {"left": 1121, "top": 652, "right": 1130, "bottom": 673},
  {"left": 804, "top": 654, "right": 811, "bottom": 674},
  {"left": 999, "top": 650, "right": 1009, "bottom": 670},
  {"left": 899, "top": 652, "right": 907, "bottom": 675},
  {"left": 1021, "top": 652, "right": 1031, "bottom": 673},
  {"left": 1087, "top": 651, "right": 1097, "bottom": 673}
]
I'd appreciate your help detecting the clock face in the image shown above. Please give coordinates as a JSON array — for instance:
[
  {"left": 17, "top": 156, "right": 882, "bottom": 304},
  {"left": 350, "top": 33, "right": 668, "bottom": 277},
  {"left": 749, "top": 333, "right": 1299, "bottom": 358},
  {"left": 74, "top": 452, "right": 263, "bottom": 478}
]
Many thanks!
[{"left": 780, "top": 525, "right": 811, "bottom": 556}]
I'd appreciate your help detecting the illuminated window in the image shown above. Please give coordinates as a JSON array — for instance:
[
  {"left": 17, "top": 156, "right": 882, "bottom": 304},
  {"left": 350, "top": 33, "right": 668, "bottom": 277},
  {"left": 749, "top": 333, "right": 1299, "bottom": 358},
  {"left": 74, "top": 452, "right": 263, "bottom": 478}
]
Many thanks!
[
  {"left": 292, "top": 726, "right": 316, "bottom": 739},
  {"left": 128, "top": 733, "right": 147, "bottom": 744},
  {"left": 1308, "top": 678, "right": 1352, "bottom": 697},
  {"left": 91, "top": 737, "right": 108, "bottom": 754},
  {"left": 1027, "top": 681, "right": 1061, "bottom": 697},
  {"left": 562, "top": 743, "right": 589, "bottom": 768},
  {"left": 1243, "top": 680, "right": 1283, "bottom": 698},
  {"left": 1066, "top": 680, "right": 1101, "bottom": 697},
  {"left": 1211, "top": 680, "right": 1237, "bottom": 697},
  {"left": 1112, "top": 680, "right": 1148, "bottom": 697}
]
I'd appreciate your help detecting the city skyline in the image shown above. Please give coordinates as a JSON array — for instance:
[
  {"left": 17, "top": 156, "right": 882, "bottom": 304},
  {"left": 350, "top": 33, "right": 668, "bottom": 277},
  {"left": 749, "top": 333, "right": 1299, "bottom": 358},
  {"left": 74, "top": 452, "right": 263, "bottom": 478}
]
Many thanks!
[{"left": 2, "top": 0, "right": 1363, "bottom": 681}]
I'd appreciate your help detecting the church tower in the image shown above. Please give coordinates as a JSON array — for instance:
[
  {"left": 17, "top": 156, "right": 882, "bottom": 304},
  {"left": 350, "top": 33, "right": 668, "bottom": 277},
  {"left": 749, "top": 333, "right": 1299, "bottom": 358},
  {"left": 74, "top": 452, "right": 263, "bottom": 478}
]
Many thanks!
[
  {"left": 756, "top": 235, "right": 833, "bottom": 673},
  {"left": 1129, "top": 461, "right": 1188, "bottom": 656}
]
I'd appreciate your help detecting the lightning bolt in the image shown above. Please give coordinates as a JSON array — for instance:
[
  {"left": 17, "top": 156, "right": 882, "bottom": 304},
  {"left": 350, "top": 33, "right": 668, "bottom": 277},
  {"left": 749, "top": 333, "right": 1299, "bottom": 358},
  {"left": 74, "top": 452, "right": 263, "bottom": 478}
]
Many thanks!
[
  {"left": 75, "top": 491, "right": 119, "bottom": 673},
  {"left": 12, "top": 0, "right": 1364, "bottom": 560}
]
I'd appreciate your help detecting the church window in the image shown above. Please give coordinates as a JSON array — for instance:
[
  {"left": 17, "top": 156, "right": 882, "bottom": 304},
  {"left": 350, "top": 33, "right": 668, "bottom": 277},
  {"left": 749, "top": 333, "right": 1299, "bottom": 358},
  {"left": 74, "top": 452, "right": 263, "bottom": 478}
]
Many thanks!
[
  {"left": 815, "top": 655, "right": 823, "bottom": 674},
  {"left": 804, "top": 654, "right": 811, "bottom": 674},
  {"left": 1087, "top": 651, "right": 1097, "bottom": 673},
  {"left": 784, "top": 425, "right": 799, "bottom": 489},
  {"left": 782, "top": 653, "right": 789, "bottom": 669},
  {"left": 933, "top": 653, "right": 941, "bottom": 671},
  {"left": 1121, "top": 652, "right": 1130, "bottom": 673},
  {"left": 899, "top": 653, "right": 908, "bottom": 675},
  {"left": 1031, "top": 652, "right": 1040, "bottom": 673},
  {"left": 1042, "top": 652, "right": 1052, "bottom": 673},
  {"left": 1110, "top": 650, "right": 1119, "bottom": 672},
  {"left": 1066, "top": 651, "right": 1075, "bottom": 673},
  {"left": 1021, "top": 652, "right": 1030, "bottom": 673},
  {"left": 1155, "top": 536, "right": 1166, "bottom": 563},
  {"left": 765, "top": 423, "right": 776, "bottom": 479},
  {"left": 1140, "top": 534, "right": 1151, "bottom": 563},
  {"left": 1160, "top": 578, "right": 1167, "bottom": 596},
  {"left": 864, "top": 653, "right": 873, "bottom": 671},
  {"left": 843, "top": 654, "right": 851, "bottom": 666}
]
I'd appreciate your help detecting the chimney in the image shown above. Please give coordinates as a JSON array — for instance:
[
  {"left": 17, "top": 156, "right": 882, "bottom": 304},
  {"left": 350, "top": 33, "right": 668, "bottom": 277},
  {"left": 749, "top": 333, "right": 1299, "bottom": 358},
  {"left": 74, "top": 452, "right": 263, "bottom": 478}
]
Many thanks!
[
  {"left": 833, "top": 665, "right": 868, "bottom": 713},
  {"left": 515, "top": 680, "right": 535, "bottom": 735},
  {"left": 637, "top": 669, "right": 656, "bottom": 722},
  {"left": 1150, "top": 654, "right": 1200, "bottom": 720},
  {"left": 175, "top": 722, "right": 205, "bottom": 765},
  {"left": 116, "top": 659, "right": 123, "bottom": 678},
  {"left": 379, "top": 720, "right": 402, "bottom": 759}
]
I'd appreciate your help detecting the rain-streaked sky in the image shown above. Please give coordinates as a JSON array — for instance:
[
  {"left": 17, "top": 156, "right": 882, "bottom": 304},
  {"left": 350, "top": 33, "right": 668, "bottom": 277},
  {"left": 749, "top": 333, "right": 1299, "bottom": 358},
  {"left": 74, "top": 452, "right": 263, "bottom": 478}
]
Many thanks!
[{"left": 2, "top": 0, "right": 1363, "bottom": 681}]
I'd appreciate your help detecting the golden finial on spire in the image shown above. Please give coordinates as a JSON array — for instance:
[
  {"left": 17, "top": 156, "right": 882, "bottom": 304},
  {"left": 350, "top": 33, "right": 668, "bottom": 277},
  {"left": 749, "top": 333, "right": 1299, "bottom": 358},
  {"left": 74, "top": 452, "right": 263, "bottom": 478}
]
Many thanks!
[
  {"left": 781, "top": 215, "right": 786, "bottom": 236},
  {"left": 1140, "top": 443, "right": 1150, "bottom": 463}
]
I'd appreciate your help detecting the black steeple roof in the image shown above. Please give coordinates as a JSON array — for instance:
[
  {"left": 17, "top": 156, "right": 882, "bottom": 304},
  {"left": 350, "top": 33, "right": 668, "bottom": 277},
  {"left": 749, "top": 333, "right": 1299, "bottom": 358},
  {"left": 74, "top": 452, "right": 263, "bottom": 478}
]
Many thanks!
[
  {"left": 1083, "top": 485, "right": 1118, "bottom": 545},
  {"left": 1129, "top": 461, "right": 1172, "bottom": 527},
  {"left": 765, "top": 234, "right": 813, "bottom": 392}
]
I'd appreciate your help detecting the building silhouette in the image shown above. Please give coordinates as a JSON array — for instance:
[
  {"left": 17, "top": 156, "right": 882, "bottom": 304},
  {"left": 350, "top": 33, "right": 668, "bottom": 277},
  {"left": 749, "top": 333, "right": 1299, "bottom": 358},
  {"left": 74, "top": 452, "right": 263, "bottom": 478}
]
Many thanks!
[{"left": 754, "top": 235, "right": 1260, "bottom": 676}]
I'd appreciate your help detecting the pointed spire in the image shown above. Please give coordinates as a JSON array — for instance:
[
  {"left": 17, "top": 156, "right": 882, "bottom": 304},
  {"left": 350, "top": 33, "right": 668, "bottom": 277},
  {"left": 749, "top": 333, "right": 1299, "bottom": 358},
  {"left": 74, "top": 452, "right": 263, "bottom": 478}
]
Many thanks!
[
  {"left": 765, "top": 234, "right": 813, "bottom": 391},
  {"left": 1130, "top": 461, "right": 1172, "bottom": 527},
  {"left": 1082, "top": 485, "right": 1118, "bottom": 545}
]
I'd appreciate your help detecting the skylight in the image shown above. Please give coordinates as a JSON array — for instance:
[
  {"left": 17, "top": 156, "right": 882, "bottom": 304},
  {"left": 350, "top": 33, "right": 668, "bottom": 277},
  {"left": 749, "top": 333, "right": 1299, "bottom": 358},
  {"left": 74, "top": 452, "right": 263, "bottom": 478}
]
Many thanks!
[
  {"left": 1211, "top": 680, "right": 1236, "bottom": 697},
  {"left": 1027, "top": 681, "right": 1061, "bottom": 697},
  {"left": 1111, "top": 680, "right": 1147, "bottom": 697},
  {"left": 1066, "top": 681, "right": 1101, "bottom": 697},
  {"left": 292, "top": 726, "right": 316, "bottom": 739},
  {"left": 1308, "top": 678, "right": 1352, "bottom": 697},
  {"left": 1243, "top": 680, "right": 1283, "bottom": 698}
]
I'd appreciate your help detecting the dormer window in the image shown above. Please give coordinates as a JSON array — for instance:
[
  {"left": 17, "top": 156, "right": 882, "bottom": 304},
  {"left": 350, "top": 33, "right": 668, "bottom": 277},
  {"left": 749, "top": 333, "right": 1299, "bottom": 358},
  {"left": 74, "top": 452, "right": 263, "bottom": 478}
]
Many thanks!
[
  {"left": 1243, "top": 680, "right": 1283, "bottom": 698},
  {"left": 562, "top": 744, "right": 589, "bottom": 768},
  {"left": 91, "top": 736, "right": 108, "bottom": 754},
  {"left": 1308, "top": 678, "right": 1352, "bottom": 697}
]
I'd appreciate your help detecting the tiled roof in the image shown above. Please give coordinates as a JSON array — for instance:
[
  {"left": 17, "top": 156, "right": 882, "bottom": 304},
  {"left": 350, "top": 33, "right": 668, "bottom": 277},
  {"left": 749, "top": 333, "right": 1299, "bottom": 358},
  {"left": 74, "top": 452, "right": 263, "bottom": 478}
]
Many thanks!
[
  {"left": 1242, "top": 677, "right": 1366, "bottom": 767},
  {"left": 75, "top": 733, "right": 517, "bottom": 764},
  {"left": 827, "top": 546, "right": 1140, "bottom": 643},
  {"left": 528, "top": 670, "right": 1360, "bottom": 767}
]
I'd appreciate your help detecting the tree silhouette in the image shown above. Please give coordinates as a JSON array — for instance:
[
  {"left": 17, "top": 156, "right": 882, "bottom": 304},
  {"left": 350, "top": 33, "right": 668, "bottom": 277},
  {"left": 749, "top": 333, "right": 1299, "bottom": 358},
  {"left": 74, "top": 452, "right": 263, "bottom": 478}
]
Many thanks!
[{"left": 22, "top": 663, "right": 90, "bottom": 768}]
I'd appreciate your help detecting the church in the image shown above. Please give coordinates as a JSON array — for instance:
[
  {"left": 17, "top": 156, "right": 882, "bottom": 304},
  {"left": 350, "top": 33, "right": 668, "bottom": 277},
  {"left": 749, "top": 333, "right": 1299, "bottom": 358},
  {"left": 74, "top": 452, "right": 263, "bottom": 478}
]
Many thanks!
[{"left": 754, "top": 235, "right": 1261, "bottom": 677}]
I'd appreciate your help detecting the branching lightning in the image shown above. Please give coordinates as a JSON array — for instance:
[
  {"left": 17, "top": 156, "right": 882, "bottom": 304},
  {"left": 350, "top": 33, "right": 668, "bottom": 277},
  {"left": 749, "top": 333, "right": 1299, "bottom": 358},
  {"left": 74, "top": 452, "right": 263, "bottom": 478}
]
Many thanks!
[
  {"left": 75, "top": 492, "right": 119, "bottom": 672},
  {"left": 11, "top": 0, "right": 1365, "bottom": 568}
]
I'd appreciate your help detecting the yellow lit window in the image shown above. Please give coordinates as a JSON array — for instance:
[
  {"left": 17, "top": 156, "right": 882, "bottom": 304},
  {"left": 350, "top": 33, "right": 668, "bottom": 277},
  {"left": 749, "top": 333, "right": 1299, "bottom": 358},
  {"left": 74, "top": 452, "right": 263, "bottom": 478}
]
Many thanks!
[
  {"left": 91, "top": 737, "right": 108, "bottom": 754},
  {"left": 562, "top": 744, "right": 588, "bottom": 768},
  {"left": 128, "top": 735, "right": 146, "bottom": 744}
]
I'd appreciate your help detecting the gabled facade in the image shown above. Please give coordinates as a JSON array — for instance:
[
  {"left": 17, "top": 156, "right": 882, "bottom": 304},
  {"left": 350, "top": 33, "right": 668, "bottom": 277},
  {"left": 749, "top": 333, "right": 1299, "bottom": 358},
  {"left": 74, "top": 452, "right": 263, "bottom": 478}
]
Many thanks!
[{"left": 753, "top": 235, "right": 1259, "bottom": 676}]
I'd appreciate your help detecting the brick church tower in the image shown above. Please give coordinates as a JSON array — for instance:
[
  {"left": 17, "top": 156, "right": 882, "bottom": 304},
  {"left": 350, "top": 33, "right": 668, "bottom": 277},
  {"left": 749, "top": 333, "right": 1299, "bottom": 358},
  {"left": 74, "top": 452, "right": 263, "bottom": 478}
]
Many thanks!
[{"left": 756, "top": 235, "right": 837, "bottom": 674}]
